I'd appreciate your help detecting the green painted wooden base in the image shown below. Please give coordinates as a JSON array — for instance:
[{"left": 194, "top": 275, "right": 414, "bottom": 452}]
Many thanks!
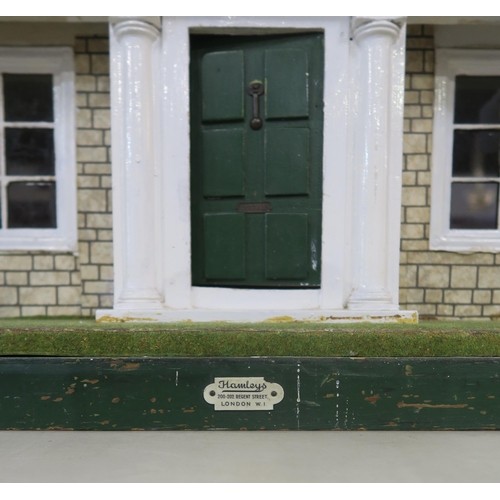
[{"left": 1, "top": 357, "right": 499, "bottom": 430}]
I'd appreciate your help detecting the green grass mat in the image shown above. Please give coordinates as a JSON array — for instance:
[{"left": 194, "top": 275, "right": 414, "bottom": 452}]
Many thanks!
[{"left": 1, "top": 318, "right": 500, "bottom": 357}]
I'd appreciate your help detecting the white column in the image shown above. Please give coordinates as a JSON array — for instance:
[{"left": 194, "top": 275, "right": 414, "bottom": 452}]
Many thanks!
[
  {"left": 347, "top": 17, "right": 406, "bottom": 311},
  {"left": 109, "top": 17, "right": 163, "bottom": 309}
]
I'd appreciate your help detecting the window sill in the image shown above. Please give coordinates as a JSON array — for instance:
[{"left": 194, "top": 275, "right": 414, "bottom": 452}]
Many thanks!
[
  {"left": 429, "top": 230, "right": 500, "bottom": 253},
  {"left": 0, "top": 231, "right": 77, "bottom": 253}
]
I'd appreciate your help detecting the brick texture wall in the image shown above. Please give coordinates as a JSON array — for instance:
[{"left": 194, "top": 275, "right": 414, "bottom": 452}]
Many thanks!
[
  {"left": 399, "top": 25, "right": 500, "bottom": 320},
  {"left": 0, "top": 36, "right": 113, "bottom": 318},
  {"left": 74, "top": 36, "right": 113, "bottom": 317}
]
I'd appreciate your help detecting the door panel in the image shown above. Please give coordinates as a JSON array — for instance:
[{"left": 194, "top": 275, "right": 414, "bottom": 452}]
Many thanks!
[
  {"left": 265, "top": 128, "right": 309, "bottom": 196},
  {"left": 265, "top": 49, "right": 309, "bottom": 119},
  {"left": 202, "top": 129, "right": 245, "bottom": 197},
  {"left": 191, "top": 33, "right": 324, "bottom": 288},
  {"left": 202, "top": 51, "right": 244, "bottom": 122},
  {"left": 265, "top": 213, "right": 309, "bottom": 279},
  {"left": 203, "top": 213, "right": 246, "bottom": 280}
]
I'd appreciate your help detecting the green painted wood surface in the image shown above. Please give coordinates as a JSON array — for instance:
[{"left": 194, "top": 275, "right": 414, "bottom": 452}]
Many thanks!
[
  {"left": 265, "top": 128, "right": 309, "bottom": 195},
  {"left": 265, "top": 214, "right": 309, "bottom": 279},
  {"left": 190, "top": 33, "right": 324, "bottom": 288},
  {"left": 1, "top": 357, "right": 499, "bottom": 430},
  {"left": 265, "top": 48, "right": 309, "bottom": 119},
  {"left": 203, "top": 213, "right": 246, "bottom": 279},
  {"left": 202, "top": 129, "right": 245, "bottom": 197},
  {"left": 201, "top": 50, "right": 244, "bottom": 121}
]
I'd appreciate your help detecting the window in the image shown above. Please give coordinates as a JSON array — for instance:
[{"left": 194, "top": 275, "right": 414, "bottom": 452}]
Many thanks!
[
  {"left": 0, "top": 48, "right": 76, "bottom": 251},
  {"left": 431, "top": 49, "right": 500, "bottom": 251}
]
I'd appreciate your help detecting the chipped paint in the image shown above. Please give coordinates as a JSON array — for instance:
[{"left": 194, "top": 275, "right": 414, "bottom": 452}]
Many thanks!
[
  {"left": 96, "top": 315, "right": 155, "bottom": 323},
  {"left": 65, "top": 383, "right": 76, "bottom": 395},
  {"left": 397, "top": 402, "right": 468, "bottom": 409},
  {"left": 335, "top": 379, "right": 340, "bottom": 428},
  {"left": 344, "top": 397, "right": 349, "bottom": 429},
  {"left": 111, "top": 397, "right": 120, "bottom": 403},
  {"left": 265, "top": 315, "right": 296, "bottom": 323},
  {"left": 311, "top": 241, "right": 318, "bottom": 271},
  {"left": 384, "top": 422, "right": 398, "bottom": 427},
  {"left": 53, "top": 398, "right": 63, "bottom": 402},
  {"left": 316, "top": 313, "right": 418, "bottom": 324},
  {"left": 405, "top": 365, "right": 412, "bottom": 376},
  {"left": 81, "top": 379, "right": 99, "bottom": 384},
  {"left": 365, "top": 394, "right": 380, "bottom": 404},
  {"left": 40, "top": 396, "right": 50, "bottom": 401},
  {"left": 296, "top": 362, "right": 301, "bottom": 430},
  {"left": 119, "top": 363, "right": 140, "bottom": 371},
  {"left": 320, "top": 373, "right": 338, "bottom": 387}
]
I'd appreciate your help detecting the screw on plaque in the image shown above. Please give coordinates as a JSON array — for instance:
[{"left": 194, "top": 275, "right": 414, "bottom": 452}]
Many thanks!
[{"left": 247, "top": 81, "right": 264, "bottom": 130}]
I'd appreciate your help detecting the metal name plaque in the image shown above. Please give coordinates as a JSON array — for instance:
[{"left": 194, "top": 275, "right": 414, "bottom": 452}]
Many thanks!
[{"left": 203, "top": 377, "right": 284, "bottom": 411}]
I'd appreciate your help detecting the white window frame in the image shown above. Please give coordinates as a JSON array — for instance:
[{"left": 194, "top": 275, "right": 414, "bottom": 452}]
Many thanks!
[
  {"left": 0, "top": 47, "right": 77, "bottom": 252},
  {"left": 430, "top": 48, "right": 500, "bottom": 252}
]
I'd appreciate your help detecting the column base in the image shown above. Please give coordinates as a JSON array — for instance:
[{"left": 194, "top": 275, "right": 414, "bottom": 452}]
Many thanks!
[
  {"left": 117, "top": 287, "right": 163, "bottom": 309},
  {"left": 96, "top": 308, "right": 418, "bottom": 324},
  {"left": 347, "top": 286, "right": 397, "bottom": 311}
]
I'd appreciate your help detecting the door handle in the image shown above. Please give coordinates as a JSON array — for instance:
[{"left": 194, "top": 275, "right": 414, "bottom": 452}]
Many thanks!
[{"left": 247, "top": 81, "right": 264, "bottom": 130}]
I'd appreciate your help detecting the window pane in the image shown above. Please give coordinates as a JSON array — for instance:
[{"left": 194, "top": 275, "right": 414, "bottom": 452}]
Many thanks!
[
  {"left": 3, "top": 74, "right": 53, "bottom": 122},
  {"left": 5, "top": 128, "right": 55, "bottom": 176},
  {"left": 450, "top": 182, "right": 498, "bottom": 229},
  {"left": 452, "top": 130, "right": 500, "bottom": 177},
  {"left": 454, "top": 76, "right": 500, "bottom": 124},
  {"left": 7, "top": 182, "right": 56, "bottom": 228}
]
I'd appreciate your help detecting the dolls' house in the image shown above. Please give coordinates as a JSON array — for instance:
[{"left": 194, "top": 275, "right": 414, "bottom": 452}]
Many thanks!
[{"left": 0, "top": 16, "right": 500, "bottom": 323}]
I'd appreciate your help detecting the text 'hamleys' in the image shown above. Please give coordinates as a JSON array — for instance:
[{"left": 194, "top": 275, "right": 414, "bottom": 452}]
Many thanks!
[{"left": 204, "top": 377, "right": 284, "bottom": 411}]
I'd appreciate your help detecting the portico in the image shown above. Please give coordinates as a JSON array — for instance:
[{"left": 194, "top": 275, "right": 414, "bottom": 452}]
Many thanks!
[{"left": 97, "top": 16, "right": 417, "bottom": 323}]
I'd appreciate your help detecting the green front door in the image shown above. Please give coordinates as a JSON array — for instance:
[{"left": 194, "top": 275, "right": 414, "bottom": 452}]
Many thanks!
[{"left": 190, "top": 33, "right": 324, "bottom": 288}]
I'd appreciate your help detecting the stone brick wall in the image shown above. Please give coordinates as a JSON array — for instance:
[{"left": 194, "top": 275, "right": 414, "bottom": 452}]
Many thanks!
[
  {"left": 74, "top": 36, "right": 113, "bottom": 317},
  {"left": 399, "top": 25, "right": 500, "bottom": 320},
  {"left": 0, "top": 253, "right": 81, "bottom": 318},
  {"left": 0, "top": 36, "right": 112, "bottom": 318}
]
